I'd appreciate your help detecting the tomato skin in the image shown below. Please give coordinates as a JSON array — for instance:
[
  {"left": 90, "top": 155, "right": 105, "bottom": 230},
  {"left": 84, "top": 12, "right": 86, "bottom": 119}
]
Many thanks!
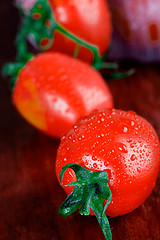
[
  {"left": 13, "top": 52, "right": 113, "bottom": 138},
  {"left": 56, "top": 109, "right": 160, "bottom": 217},
  {"left": 47, "top": 0, "right": 112, "bottom": 63}
]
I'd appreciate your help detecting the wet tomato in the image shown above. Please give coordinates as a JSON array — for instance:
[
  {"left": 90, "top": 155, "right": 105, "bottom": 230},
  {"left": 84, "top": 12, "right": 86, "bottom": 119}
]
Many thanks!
[
  {"left": 12, "top": 52, "right": 113, "bottom": 138},
  {"left": 56, "top": 108, "right": 160, "bottom": 239}
]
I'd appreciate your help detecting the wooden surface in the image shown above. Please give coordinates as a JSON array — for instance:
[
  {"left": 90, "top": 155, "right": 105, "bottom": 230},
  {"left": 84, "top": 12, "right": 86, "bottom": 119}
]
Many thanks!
[{"left": 0, "top": 1, "right": 160, "bottom": 239}]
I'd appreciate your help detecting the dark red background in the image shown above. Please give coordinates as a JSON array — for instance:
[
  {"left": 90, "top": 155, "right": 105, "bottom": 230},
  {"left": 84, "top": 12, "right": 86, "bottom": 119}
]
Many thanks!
[{"left": 0, "top": 1, "right": 160, "bottom": 239}]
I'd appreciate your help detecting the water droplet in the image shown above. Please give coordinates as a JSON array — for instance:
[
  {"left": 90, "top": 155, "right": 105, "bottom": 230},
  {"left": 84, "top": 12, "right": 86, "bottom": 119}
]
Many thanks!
[
  {"left": 104, "top": 161, "right": 109, "bottom": 167},
  {"left": 93, "top": 163, "right": 98, "bottom": 168},
  {"left": 130, "top": 143, "right": 135, "bottom": 148},
  {"left": 92, "top": 156, "right": 98, "bottom": 160},
  {"left": 123, "top": 127, "right": 128, "bottom": 133},
  {"left": 137, "top": 167, "right": 141, "bottom": 173},
  {"left": 131, "top": 121, "right": 135, "bottom": 126},
  {"left": 117, "top": 122, "right": 129, "bottom": 134},
  {"left": 115, "top": 142, "right": 128, "bottom": 153},
  {"left": 127, "top": 138, "right": 132, "bottom": 143},
  {"left": 61, "top": 136, "right": 66, "bottom": 142},
  {"left": 130, "top": 154, "right": 137, "bottom": 161},
  {"left": 117, "top": 179, "right": 121, "bottom": 184}
]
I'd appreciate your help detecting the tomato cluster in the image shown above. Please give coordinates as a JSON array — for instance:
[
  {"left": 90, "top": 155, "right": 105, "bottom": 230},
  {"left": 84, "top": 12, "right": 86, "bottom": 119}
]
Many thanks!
[{"left": 3, "top": 1, "right": 160, "bottom": 240}]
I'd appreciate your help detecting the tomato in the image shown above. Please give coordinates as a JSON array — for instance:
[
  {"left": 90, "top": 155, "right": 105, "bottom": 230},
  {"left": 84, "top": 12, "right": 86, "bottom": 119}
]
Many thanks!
[
  {"left": 16, "top": 0, "right": 112, "bottom": 65},
  {"left": 48, "top": 0, "right": 112, "bottom": 63},
  {"left": 56, "top": 108, "right": 160, "bottom": 239},
  {"left": 56, "top": 108, "right": 160, "bottom": 216},
  {"left": 12, "top": 52, "right": 113, "bottom": 138}
]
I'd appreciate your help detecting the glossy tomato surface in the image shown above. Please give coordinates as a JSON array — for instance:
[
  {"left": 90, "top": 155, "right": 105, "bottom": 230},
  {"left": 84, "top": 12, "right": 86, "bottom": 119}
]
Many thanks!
[
  {"left": 13, "top": 52, "right": 113, "bottom": 138},
  {"left": 48, "top": 0, "right": 112, "bottom": 63},
  {"left": 56, "top": 109, "right": 160, "bottom": 217}
]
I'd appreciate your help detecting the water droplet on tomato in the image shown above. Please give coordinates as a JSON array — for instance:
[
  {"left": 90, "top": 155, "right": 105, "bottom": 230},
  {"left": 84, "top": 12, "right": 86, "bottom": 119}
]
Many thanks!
[
  {"left": 104, "top": 161, "right": 109, "bottom": 167},
  {"left": 93, "top": 163, "right": 98, "bottom": 168},
  {"left": 115, "top": 142, "right": 128, "bottom": 153},
  {"left": 123, "top": 126, "right": 128, "bottom": 133},
  {"left": 130, "top": 143, "right": 135, "bottom": 148},
  {"left": 117, "top": 179, "right": 121, "bottom": 184},
  {"left": 130, "top": 154, "right": 137, "bottom": 161},
  {"left": 137, "top": 167, "right": 141, "bottom": 173},
  {"left": 117, "top": 122, "right": 129, "bottom": 134},
  {"left": 92, "top": 155, "right": 98, "bottom": 160}
]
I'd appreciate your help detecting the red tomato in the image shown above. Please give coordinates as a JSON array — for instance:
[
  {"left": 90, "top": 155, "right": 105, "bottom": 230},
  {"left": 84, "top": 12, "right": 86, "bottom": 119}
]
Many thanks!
[
  {"left": 48, "top": 0, "right": 112, "bottom": 63},
  {"left": 56, "top": 108, "right": 160, "bottom": 217},
  {"left": 13, "top": 52, "right": 113, "bottom": 138},
  {"left": 17, "top": 0, "right": 112, "bottom": 64}
]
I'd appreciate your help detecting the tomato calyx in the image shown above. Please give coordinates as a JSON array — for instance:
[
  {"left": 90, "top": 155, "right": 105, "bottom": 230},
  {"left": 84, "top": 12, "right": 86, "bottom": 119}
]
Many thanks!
[
  {"left": 59, "top": 163, "right": 112, "bottom": 240},
  {"left": 2, "top": 53, "right": 33, "bottom": 89}
]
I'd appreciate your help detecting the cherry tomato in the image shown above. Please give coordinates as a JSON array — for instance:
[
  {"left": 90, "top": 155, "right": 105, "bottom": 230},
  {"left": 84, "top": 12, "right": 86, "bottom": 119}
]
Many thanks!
[
  {"left": 56, "top": 108, "right": 160, "bottom": 217},
  {"left": 12, "top": 52, "right": 113, "bottom": 138},
  {"left": 48, "top": 0, "right": 112, "bottom": 63},
  {"left": 16, "top": 0, "right": 112, "bottom": 64}
]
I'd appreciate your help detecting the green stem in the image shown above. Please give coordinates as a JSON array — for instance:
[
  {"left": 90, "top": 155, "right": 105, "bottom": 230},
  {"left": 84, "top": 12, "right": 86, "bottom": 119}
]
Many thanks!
[
  {"left": 104, "top": 68, "right": 135, "bottom": 81},
  {"left": 59, "top": 163, "right": 112, "bottom": 240},
  {"left": 15, "top": 0, "right": 102, "bottom": 65}
]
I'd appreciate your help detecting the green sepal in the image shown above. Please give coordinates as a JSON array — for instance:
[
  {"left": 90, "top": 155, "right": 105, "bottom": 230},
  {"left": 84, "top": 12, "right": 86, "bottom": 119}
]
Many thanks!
[
  {"left": 2, "top": 53, "right": 33, "bottom": 89},
  {"left": 104, "top": 68, "right": 135, "bottom": 81},
  {"left": 15, "top": 0, "right": 55, "bottom": 61},
  {"left": 59, "top": 163, "right": 112, "bottom": 240}
]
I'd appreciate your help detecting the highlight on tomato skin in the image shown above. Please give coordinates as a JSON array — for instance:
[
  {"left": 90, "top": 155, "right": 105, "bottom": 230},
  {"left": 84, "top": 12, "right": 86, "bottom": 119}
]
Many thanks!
[
  {"left": 56, "top": 108, "right": 160, "bottom": 217},
  {"left": 12, "top": 52, "right": 113, "bottom": 138}
]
